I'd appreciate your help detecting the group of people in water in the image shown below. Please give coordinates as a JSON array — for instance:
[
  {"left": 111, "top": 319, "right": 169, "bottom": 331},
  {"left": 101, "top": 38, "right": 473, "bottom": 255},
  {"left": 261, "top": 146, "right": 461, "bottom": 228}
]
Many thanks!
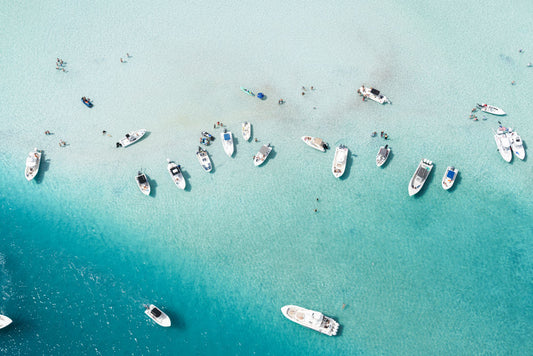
[
  {"left": 371, "top": 131, "right": 389, "bottom": 140},
  {"left": 55, "top": 58, "right": 67, "bottom": 72}
]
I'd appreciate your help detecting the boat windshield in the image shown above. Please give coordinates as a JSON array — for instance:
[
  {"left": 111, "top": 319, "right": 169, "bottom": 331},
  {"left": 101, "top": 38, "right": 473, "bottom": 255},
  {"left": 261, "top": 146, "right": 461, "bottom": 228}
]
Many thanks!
[
  {"left": 416, "top": 166, "right": 429, "bottom": 179},
  {"left": 370, "top": 88, "right": 380, "bottom": 95},
  {"left": 151, "top": 308, "right": 162, "bottom": 317}
]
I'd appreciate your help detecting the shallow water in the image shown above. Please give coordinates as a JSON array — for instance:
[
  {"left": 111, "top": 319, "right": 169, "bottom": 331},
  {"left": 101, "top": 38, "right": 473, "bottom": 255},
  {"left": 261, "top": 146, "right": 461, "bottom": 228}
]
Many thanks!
[{"left": 1, "top": 0, "right": 532, "bottom": 354}]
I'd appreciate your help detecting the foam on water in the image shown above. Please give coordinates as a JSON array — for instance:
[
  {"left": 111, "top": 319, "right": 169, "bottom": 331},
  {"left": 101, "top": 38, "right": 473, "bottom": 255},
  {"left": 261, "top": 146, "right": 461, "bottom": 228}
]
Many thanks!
[{"left": 1, "top": 0, "right": 532, "bottom": 354}]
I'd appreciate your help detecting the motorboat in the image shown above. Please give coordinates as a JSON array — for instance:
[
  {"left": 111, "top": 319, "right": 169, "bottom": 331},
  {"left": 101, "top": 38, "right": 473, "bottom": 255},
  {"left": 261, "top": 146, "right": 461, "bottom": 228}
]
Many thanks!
[
  {"left": 253, "top": 143, "right": 272, "bottom": 166},
  {"left": 408, "top": 159, "right": 433, "bottom": 196},
  {"left": 0, "top": 315, "right": 12, "bottom": 329},
  {"left": 507, "top": 129, "right": 526, "bottom": 160},
  {"left": 442, "top": 166, "right": 458, "bottom": 190},
  {"left": 477, "top": 103, "right": 505, "bottom": 116},
  {"left": 221, "top": 129, "right": 234, "bottom": 157},
  {"left": 196, "top": 147, "right": 213, "bottom": 172},
  {"left": 301, "top": 136, "right": 328, "bottom": 152},
  {"left": 135, "top": 171, "right": 151, "bottom": 196},
  {"left": 376, "top": 145, "right": 390, "bottom": 167},
  {"left": 116, "top": 129, "right": 146, "bottom": 148},
  {"left": 358, "top": 85, "right": 391, "bottom": 104},
  {"left": 81, "top": 97, "right": 93, "bottom": 108},
  {"left": 493, "top": 128, "right": 512, "bottom": 162},
  {"left": 144, "top": 305, "right": 171, "bottom": 327},
  {"left": 332, "top": 145, "right": 348, "bottom": 178},
  {"left": 242, "top": 122, "right": 251, "bottom": 141},
  {"left": 280, "top": 305, "right": 339, "bottom": 336},
  {"left": 25, "top": 148, "right": 41, "bottom": 181},
  {"left": 167, "top": 159, "right": 186, "bottom": 189}
]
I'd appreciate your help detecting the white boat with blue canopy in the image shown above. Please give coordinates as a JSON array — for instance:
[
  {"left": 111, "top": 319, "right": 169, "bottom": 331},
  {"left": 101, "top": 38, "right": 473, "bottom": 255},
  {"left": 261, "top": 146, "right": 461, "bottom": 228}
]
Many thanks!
[
  {"left": 221, "top": 129, "right": 234, "bottom": 157},
  {"left": 332, "top": 145, "right": 348, "bottom": 178},
  {"left": 442, "top": 166, "right": 458, "bottom": 190}
]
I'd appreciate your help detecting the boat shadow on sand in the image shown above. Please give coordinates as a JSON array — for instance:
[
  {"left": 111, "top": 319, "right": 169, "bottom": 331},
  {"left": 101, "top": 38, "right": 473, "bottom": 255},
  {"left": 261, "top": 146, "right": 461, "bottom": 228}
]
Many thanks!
[
  {"left": 165, "top": 311, "right": 186, "bottom": 330},
  {"left": 34, "top": 151, "right": 51, "bottom": 184},
  {"left": 181, "top": 168, "right": 192, "bottom": 192},
  {"left": 147, "top": 178, "right": 159, "bottom": 197}
]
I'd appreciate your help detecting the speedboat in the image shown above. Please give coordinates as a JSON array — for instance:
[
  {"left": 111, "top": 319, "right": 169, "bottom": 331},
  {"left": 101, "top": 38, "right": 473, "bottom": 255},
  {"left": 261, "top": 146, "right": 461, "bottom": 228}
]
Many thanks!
[
  {"left": 116, "top": 129, "right": 146, "bottom": 148},
  {"left": 280, "top": 305, "right": 339, "bottom": 336},
  {"left": 221, "top": 129, "right": 234, "bottom": 157},
  {"left": 201, "top": 131, "right": 214, "bottom": 141},
  {"left": 242, "top": 122, "right": 251, "bottom": 141},
  {"left": 253, "top": 143, "right": 272, "bottom": 166},
  {"left": 144, "top": 305, "right": 171, "bottom": 327},
  {"left": 477, "top": 103, "right": 505, "bottom": 116},
  {"left": 442, "top": 166, "right": 458, "bottom": 190},
  {"left": 376, "top": 145, "right": 390, "bottom": 167},
  {"left": 358, "top": 85, "right": 391, "bottom": 104},
  {"left": 0, "top": 315, "right": 12, "bottom": 329},
  {"left": 167, "top": 159, "right": 186, "bottom": 189},
  {"left": 81, "top": 97, "right": 93, "bottom": 108},
  {"left": 507, "top": 129, "right": 526, "bottom": 160},
  {"left": 196, "top": 147, "right": 213, "bottom": 172},
  {"left": 25, "top": 148, "right": 41, "bottom": 181},
  {"left": 135, "top": 171, "right": 151, "bottom": 196},
  {"left": 332, "top": 145, "right": 348, "bottom": 178},
  {"left": 408, "top": 159, "right": 433, "bottom": 196},
  {"left": 301, "top": 136, "right": 328, "bottom": 152},
  {"left": 493, "top": 128, "right": 512, "bottom": 162}
]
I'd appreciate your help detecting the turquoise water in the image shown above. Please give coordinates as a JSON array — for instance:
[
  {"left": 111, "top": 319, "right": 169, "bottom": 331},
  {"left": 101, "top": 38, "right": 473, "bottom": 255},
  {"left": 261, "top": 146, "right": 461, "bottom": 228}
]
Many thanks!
[{"left": 1, "top": 0, "right": 532, "bottom": 354}]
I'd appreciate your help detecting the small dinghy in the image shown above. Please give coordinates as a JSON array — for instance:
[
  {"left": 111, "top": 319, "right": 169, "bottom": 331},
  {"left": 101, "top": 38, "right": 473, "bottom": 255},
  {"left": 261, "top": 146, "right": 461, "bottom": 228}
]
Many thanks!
[
  {"left": 242, "top": 122, "right": 251, "bottom": 141},
  {"left": 81, "top": 97, "right": 93, "bottom": 108},
  {"left": 135, "top": 171, "right": 151, "bottom": 196},
  {"left": 358, "top": 85, "right": 391, "bottom": 104},
  {"left": 442, "top": 166, "right": 458, "bottom": 190},
  {"left": 201, "top": 131, "right": 214, "bottom": 141},
  {"left": 376, "top": 145, "right": 390, "bottom": 167},
  {"left": 144, "top": 305, "right": 171, "bottom": 327},
  {"left": 0, "top": 315, "right": 12, "bottom": 329}
]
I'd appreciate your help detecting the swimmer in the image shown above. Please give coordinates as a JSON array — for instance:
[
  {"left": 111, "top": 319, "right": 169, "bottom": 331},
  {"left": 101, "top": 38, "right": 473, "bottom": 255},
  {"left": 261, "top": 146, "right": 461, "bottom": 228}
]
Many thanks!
[
  {"left": 120, "top": 58, "right": 124, "bottom": 63},
  {"left": 102, "top": 130, "right": 107, "bottom": 135}
]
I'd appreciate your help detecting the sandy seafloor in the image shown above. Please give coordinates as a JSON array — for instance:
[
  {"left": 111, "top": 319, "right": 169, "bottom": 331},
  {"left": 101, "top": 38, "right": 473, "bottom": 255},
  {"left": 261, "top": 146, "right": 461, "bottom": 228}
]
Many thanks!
[{"left": 1, "top": 0, "right": 532, "bottom": 354}]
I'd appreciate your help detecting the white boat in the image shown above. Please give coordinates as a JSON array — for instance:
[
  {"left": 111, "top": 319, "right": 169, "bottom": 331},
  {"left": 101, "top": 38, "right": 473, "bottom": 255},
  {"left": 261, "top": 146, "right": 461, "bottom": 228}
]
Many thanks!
[
  {"left": 408, "top": 159, "right": 433, "bottom": 196},
  {"left": 116, "top": 129, "right": 147, "bottom": 148},
  {"left": 507, "top": 129, "right": 526, "bottom": 160},
  {"left": 280, "top": 305, "right": 339, "bottom": 336},
  {"left": 167, "top": 159, "right": 186, "bottom": 189},
  {"left": 376, "top": 145, "right": 390, "bottom": 167},
  {"left": 196, "top": 147, "right": 212, "bottom": 172},
  {"left": 301, "top": 136, "right": 328, "bottom": 152},
  {"left": 0, "top": 315, "right": 12, "bottom": 329},
  {"left": 25, "top": 148, "right": 41, "bottom": 181},
  {"left": 253, "top": 144, "right": 272, "bottom": 166},
  {"left": 493, "top": 128, "right": 512, "bottom": 162},
  {"left": 242, "top": 122, "right": 251, "bottom": 141},
  {"left": 135, "top": 171, "right": 151, "bottom": 196},
  {"left": 442, "top": 166, "right": 458, "bottom": 190},
  {"left": 332, "top": 145, "right": 348, "bottom": 178},
  {"left": 144, "top": 304, "right": 171, "bottom": 327},
  {"left": 221, "top": 129, "right": 234, "bottom": 157},
  {"left": 358, "top": 85, "right": 391, "bottom": 104},
  {"left": 477, "top": 103, "right": 505, "bottom": 116}
]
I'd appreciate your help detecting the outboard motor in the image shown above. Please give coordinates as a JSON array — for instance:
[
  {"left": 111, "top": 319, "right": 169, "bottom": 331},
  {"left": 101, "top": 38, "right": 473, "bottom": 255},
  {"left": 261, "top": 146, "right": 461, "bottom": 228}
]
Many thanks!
[{"left": 116, "top": 142, "right": 121, "bottom": 148}]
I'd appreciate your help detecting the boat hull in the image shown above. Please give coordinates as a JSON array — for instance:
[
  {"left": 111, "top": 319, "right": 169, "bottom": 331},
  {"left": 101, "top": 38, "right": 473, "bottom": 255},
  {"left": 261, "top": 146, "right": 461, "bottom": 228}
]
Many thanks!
[
  {"left": 135, "top": 173, "right": 151, "bottom": 196},
  {"left": 221, "top": 131, "right": 234, "bottom": 157},
  {"left": 197, "top": 149, "right": 213, "bottom": 172},
  {"left": 144, "top": 305, "right": 171, "bottom": 327},
  {"left": 167, "top": 161, "right": 186, "bottom": 189},
  {"left": 358, "top": 86, "right": 390, "bottom": 104},
  {"left": 478, "top": 104, "right": 505, "bottom": 116},
  {"left": 242, "top": 122, "right": 251, "bottom": 141},
  {"left": 442, "top": 167, "right": 458, "bottom": 190},
  {"left": 494, "top": 134, "right": 512, "bottom": 162},
  {"left": 25, "top": 149, "right": 41, "bottom": 181},
  {"left": 281, "top": 305, "right": 339, "bottom": 336},
  {"left": 376, "top": 146, "right": 390, "bottom": 167},
  {"left": 408, "top": 159, "right": 433, "bottom": 196},
  {"left": 0, "top": 315, "right": 12, "bottom": 329},
  {"left": 301, "top": 136, "right": 326, "bottom": 152},
  {"left": 253, "top": 144, "right": 272, "bottom": 166},
  {"left": 332, "top": 146, "right": 348, "bottom": 178},
  {"left": 118, "top": 129, "right": 147, "bottom": 148}
]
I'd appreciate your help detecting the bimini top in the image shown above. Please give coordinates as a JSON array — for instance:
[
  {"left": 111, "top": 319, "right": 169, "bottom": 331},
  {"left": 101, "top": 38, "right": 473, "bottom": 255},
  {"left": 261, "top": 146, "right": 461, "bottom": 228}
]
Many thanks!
[
  {"left": 259, "top": 145, "right": 270, "bottom": 155},
  {"left": 446, "top": 170, "right": 456, "bottom": 179},
  {"left": 312, "top": 137, "right": 324, "bottom": 146},
  {"left": 224, "top": 133, "right": 231, "bottom": 141},
  {"left": 370, "top": 88, "right": 380, "bottom": 95},
  {"left": 137, "top": 174, "right": 147, "bottom": 183},
  {"left": 416, "top": 166, "right": 430, "bottom": 179},
  {"left": 170, "top": 166, "right": 181, "bottom": 175}
]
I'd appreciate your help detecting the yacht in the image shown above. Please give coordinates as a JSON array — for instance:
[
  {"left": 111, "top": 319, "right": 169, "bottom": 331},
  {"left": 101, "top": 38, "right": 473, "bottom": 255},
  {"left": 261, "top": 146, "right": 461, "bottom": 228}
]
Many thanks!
[
  {"left": 144, "top": 305, "right": 171, "bottom": 327},
  {"left": 408, "top": 159, "right": 433, "bottom": 196},
  {"left": 221, "top": 129, "right": 234, "bottom": 157},
  {"left": 167, "top": 159, "right": 186, "bottom": 189},
  {"left": 116, "top": 129, "right": 146, "bottom": 148},
  {"left": 0, "top": 315, "right": 12, "bottom": 329},
  {"left": 376, "top": 145, "right": 390, "bottom": 167},
  {"left": 358, "top": 85, "right": 391, "bottom": 104},
  {"left": 332, "top": 145, "right": 348, "bottom": 178},
  {"left": 135, "top": 171, "right": 151, "bottom": 196},
  {"left": 242, "top": 122, "right": 251, "bottom": 141},
  {"left": 196, "top": 147, "right": 213, "bottom": 172},
  {"left": 301, "top": 136, "right": 328, "bottom": 152},
  {"left": 507, "top": 129, "right": 526, "bottom": 160},
  {"left": 477, "top": 103, "right": 506, "bottom": 116},
  {"left": 25, "top": 148, "right": 41, "bottom": 181},
  {"left": 280, "top": 305, "right": 339, "bottom": 336},
  {"left": 442, "top": 166, "right": 458, "bottom": 190},
  {"left": 253, "top": 144, "right": 272, "bottom": 166},
  {"left": 493, "top": 128, "right": 512, "bottom": 162}
]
